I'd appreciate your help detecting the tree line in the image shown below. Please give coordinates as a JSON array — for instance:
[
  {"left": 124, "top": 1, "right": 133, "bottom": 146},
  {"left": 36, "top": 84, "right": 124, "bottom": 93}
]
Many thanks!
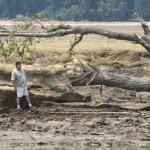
[{"left": 0, "top": 0, "right": 150, "bottom": 21}]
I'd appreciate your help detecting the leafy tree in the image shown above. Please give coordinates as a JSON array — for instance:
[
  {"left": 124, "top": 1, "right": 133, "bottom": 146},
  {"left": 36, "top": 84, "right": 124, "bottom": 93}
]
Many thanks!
[
  {"left": 0, "top": 21, "right": 36, "bottom": 62},
  {"left": 0, "top": 0, "right": 149, "bottom": 21}
]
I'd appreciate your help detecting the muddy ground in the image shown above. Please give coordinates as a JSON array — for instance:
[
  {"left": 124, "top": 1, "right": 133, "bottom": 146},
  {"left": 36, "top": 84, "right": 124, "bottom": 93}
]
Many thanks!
[
  {"left": 0, "top": 101, "right": 150, "bottom": 148},
  {"left": 0, "top": 49, "right": 150, "bottom": 149}
]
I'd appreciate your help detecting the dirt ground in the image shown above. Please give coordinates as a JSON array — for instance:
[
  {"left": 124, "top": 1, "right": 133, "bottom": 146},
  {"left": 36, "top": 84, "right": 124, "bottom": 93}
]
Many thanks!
[
  {"left": 0, "top": 101, "right": 150, "bottom": 148},
  {"left": 0, "top": 21, "right": 150, "bottom": 149}
]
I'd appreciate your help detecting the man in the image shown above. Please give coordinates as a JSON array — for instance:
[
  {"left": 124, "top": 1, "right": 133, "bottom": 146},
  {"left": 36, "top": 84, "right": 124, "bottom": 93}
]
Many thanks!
[{"left": 11, "top": 61, "right": 34, "bottom": 110}]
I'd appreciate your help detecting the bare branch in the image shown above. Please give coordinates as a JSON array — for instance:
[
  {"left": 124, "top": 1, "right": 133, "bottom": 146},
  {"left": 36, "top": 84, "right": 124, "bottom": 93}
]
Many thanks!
[
  {"left": 69, "top": 34, "right": 84, "bottom": 51},
  {"left": 0, "top": 16, "right": 150, "bottom": 53},
  {"left": 134, "top": 12, "right": 150, "bottom": 36},
  {"left": 68, "top": 33, "right": 84, "bottom": 61},
  {"left": 70, "top": 58, "right": 98, "bottom": 85},
  {"left": 47, "top": 24, "right": 72, "bottom": 32},
  {"left": 36, "top": 21, "right": 72, "bottom": 32},
  {"left": 134, "top": 34, "right": 150, "bottom": 53},
  {"left": 0, "top": 27, "right": 137, "bottom": 42}
]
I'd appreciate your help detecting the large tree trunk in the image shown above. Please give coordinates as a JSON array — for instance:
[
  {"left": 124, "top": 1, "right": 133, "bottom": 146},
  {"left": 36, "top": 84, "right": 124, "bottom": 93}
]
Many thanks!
[{"left": 71, "top": 70, "right": 150, "bottom": 92}]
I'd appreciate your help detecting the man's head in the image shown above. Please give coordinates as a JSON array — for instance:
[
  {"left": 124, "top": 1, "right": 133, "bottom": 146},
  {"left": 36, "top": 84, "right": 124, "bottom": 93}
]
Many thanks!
[{"left": 16, "top": 61, "right": 21, "bottom": 70}]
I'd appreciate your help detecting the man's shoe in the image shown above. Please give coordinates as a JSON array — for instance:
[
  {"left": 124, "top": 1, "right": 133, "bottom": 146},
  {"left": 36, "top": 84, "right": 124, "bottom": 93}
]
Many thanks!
[
  {"left": 17, "top": 108, "right": 23, "bottom": 111},
  {"left": 29, "top": 106, "right": 36, "bottom": 109}
]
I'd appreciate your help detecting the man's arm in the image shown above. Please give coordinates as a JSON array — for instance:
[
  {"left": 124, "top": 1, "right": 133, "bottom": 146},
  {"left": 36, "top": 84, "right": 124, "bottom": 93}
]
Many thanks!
[
  {"left": 24, "top": 68, "right": 28, "bottom": 78},
  {"left": 11, "top": 70, "right": 17, "bottom": 91},
  {"left": 12, "top": 80, "right": 17, "bottom": 91}
]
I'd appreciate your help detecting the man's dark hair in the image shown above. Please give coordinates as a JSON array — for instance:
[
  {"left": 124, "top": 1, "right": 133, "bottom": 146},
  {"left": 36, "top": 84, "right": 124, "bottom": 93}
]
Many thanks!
[{"left": 16, "top": 61, "right": 21, "bottom": 66}]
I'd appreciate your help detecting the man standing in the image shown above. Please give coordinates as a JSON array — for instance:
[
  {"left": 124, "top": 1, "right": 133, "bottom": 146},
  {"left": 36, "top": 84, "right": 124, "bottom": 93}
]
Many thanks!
[{"left": 11, "top": 61, "right": 33, "bottom": 110}]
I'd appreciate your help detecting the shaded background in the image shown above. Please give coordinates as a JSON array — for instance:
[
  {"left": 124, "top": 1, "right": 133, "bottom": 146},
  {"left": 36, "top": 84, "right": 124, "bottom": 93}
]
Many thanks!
[{"left": 0, "top": 0, "right": 149, "bottom": 21}]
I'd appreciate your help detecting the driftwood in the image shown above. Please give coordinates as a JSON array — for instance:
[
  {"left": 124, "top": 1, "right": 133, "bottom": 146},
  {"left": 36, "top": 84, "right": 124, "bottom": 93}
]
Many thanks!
[
  {"left": 71, "top": 70, "right": 150, "bottom": 92},
  {"left": 0, "top": 13, "right": 150, "bottom": 54}
]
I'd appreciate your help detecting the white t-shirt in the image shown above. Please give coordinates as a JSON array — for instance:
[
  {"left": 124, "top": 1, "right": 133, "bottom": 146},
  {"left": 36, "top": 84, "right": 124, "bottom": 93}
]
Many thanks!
[{"left": 11, "top": 68, "right": 27, "bottom": 88}]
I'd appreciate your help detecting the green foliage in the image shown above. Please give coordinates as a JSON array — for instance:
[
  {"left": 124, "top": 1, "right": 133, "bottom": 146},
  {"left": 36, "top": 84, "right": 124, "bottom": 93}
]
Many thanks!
[
  {"left": 0, "top": 21, "right": 37, "bottom": 62},
  {"left": 0, "top": 0, "right": 149, "bottom": 21}
]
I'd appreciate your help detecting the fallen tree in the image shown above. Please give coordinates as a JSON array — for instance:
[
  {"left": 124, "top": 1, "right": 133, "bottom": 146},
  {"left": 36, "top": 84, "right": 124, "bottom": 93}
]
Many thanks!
[
  {"left": 0, "top": 62, "right": 150, "bottom": 93},
  {"left": 0, "top": 13, "right": 150, "bottom": 93},
  {"left": 71, "top": 70, "right": 150, "bottom": 92},
  {"left": 0, "top": 13, "right": 150, "bottom": 55}
]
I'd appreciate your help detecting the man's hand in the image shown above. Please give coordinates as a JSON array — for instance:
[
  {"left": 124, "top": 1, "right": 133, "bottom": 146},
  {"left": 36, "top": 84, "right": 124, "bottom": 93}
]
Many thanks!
[
  {"left": 12, "top": 81, "right": 16, "bottom": 91},
  {"left": 14, "top": 87, "right": 17, "bottom": 91}
]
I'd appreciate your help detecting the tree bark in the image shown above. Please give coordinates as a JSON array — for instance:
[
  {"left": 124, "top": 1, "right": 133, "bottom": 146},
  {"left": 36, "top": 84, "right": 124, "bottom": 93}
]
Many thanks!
[{"left": 71, "top": 70, "right": 150, "bottom": 92}]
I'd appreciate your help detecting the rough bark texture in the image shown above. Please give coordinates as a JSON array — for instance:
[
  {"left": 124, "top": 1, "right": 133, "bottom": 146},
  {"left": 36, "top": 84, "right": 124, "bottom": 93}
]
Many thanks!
[{"left": 71, "top": 70, "right": 150, "bottom": 92}]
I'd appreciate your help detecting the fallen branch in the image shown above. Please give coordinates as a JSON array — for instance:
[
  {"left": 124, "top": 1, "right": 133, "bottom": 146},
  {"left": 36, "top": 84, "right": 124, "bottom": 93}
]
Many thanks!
[
  {"left": 71, "top": 70, "right": 150, "bottom": 92},
  {"left": 0, "top": 13, "right": 150, "bottom": 54},
  {"left": 68, "top": 33, "right": 84, "bottom": 60}
]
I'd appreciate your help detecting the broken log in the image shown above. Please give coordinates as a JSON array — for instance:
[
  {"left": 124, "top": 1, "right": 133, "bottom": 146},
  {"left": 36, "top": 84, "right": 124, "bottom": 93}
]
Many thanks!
[{"left": 71, "top": 70, "right": 150, "bottom": 92}]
